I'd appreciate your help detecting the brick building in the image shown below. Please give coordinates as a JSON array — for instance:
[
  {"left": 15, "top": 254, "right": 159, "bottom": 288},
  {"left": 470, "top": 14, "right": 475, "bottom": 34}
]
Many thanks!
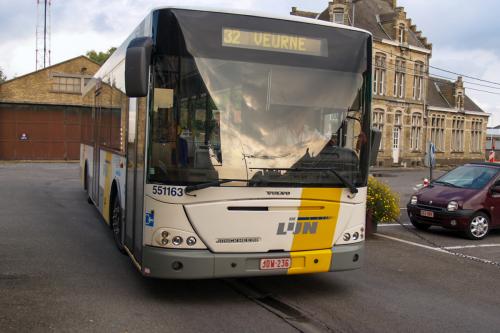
[
  {"left": 292, "top": 0, "right": 490, "bottom": 166},
  {"left": 0, "top": 56, "right": 100, "bottom": 160}
]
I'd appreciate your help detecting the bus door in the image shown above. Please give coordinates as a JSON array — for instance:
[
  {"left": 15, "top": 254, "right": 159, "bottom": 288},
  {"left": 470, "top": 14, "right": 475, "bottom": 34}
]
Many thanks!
[
  {"left": 125, "top": 97, "right": 145, "bottom": 261},
  {"left": 91, "top": 94, "right": 100, "bottom": 204}
]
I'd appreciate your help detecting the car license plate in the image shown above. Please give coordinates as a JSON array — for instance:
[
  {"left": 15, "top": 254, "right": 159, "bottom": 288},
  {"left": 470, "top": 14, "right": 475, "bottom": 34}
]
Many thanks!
[
  {"left": 260, "top": 258, "right": 291, "bottom": 270},
  {"left": 420, "top": 210, "right": 434, "bottom": 218}
]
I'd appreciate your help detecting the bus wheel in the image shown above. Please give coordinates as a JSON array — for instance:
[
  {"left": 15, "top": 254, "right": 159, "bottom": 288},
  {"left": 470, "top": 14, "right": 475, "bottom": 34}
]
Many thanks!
[{"left": 111, "top": 198, "right": 127, "bottom": 255}]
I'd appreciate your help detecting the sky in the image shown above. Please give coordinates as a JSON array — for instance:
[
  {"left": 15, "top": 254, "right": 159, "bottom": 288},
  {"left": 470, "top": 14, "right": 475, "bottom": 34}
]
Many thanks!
[{"left": 0, "top": 0, "right": 499, "bottom": 125}]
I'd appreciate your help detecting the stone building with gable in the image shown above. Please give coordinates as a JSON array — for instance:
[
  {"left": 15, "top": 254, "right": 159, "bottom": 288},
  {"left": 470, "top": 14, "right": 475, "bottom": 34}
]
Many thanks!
[
  {"left": 0, "top": 56, "right": 100, "bottom": 160},
  {"left": 292, "top": 0, "right": 490, "bottom": 166}
]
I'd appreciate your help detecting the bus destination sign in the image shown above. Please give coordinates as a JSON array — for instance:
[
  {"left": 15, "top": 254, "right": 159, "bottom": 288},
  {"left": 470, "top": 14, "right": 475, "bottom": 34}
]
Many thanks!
[{"left": 222, "top": 28, "right": 328, "bottom": 57}]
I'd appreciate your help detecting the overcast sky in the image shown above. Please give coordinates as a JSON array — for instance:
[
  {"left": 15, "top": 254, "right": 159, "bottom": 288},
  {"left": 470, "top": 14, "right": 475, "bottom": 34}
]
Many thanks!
[{"left": 1, "top": 0, "right": 499, "bottom": 125}]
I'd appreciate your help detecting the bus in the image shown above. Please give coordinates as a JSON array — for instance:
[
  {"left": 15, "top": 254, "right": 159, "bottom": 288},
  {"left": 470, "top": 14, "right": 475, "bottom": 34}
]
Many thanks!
[{"left": 80, "top": 7, "right": 377, "bottom": 279}]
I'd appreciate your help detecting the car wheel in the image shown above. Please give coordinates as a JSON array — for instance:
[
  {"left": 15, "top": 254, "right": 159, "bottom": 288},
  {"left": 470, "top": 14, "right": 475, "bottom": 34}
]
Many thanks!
[
  {"left": 464, "top": 212, "right": 489, "bottom": 240},
  {"left": 111, "top": 198, "right": 127, "bottom": 254},
  {"left": 410, "top": 218, "right": 431, "bottom": 231}
]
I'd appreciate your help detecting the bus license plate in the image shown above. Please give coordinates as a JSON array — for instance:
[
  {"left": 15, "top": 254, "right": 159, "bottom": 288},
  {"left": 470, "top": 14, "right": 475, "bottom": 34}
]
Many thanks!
[
  {"left": 260, "top": 258, "right": 291, "bottom": 270},
  {"left": 420, "top": 210, "right": 434, "bottom": 218}
]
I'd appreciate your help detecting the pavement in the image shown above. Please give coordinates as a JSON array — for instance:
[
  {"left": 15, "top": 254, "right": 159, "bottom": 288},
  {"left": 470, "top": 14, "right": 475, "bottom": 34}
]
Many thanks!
[{"left": 1, "top": 163, "right": 499, "bottom": 332}]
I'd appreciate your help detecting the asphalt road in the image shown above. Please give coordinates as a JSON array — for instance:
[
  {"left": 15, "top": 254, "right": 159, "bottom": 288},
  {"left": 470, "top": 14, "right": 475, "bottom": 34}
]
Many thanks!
[{"left": 1, "top": 164, "right": 499, "bottom": 332}]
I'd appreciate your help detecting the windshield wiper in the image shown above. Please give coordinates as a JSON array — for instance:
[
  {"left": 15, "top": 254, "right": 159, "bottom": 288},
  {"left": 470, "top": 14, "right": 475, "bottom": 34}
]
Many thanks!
[
  {"left": 432, "top": 180, "right": 461, "bottom": 188},
  {"left": 297, "top": 167, "right": 358, "bottom": 194},
  {"left": 249, "top": 167, "right": 358, "bottom": 194},
  {"left": 185, "top": 179, "right": 247, "bottom": 194}
]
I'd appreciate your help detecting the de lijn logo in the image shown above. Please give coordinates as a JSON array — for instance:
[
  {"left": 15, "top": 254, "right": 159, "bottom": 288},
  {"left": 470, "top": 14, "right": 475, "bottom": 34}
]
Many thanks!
[
  {"left": 276, "top": 216, "right": 330, "bottom": 235},
  {"left": 277, "top": 222, "right": 318, "bottom": 235}
]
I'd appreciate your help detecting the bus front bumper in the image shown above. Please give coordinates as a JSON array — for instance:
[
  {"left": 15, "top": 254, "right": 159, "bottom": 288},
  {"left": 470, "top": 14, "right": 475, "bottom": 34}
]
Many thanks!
[{"left": 141, "top": 243, "right": 364, "bottom": 279}]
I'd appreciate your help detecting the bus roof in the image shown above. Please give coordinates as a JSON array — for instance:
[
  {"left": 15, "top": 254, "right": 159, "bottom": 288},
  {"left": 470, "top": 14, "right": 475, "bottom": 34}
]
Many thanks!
[{"left": 149, "top": 6, "right": 372, "bottom": 36}]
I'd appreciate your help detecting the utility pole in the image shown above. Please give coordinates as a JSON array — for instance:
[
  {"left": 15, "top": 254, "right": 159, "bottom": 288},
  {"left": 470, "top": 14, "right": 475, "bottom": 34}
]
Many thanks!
[{"left": 36, "top": 0, "right": 52, "bottom": 70}]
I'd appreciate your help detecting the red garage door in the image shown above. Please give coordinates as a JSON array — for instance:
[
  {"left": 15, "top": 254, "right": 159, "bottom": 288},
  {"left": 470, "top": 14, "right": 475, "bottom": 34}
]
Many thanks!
[{"left": 0, "top": 104, "right": 85, "bottom": 160}]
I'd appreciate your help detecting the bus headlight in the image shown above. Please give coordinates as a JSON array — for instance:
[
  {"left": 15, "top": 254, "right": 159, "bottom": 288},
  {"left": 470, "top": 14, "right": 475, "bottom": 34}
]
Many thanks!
[
  {"left": 186, "top": 236, "right": 197, "bottom": 246},
  {"left": 172, "top": 236, "right": 183, "bottom": 246},
  {"left": 343, "top": 233, "right": 351, "bottom": 241},
  {"left": 153, "top": 228, "right": 206, "bottom": 249},
  {"left": 352, "top": 232, "right": 359, "bottom": 241}
]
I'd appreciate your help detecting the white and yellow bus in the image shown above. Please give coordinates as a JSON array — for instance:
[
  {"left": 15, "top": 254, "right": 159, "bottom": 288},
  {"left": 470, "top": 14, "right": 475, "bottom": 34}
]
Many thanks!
[{"left": 80, "top": 7, "right": 377, "bottom": 279}]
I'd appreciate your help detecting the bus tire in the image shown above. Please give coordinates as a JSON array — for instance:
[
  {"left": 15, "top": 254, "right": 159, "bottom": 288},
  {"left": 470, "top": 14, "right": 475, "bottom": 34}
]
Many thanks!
[{"left": 111, "top": 197, "right": 127, "bottom": 255}]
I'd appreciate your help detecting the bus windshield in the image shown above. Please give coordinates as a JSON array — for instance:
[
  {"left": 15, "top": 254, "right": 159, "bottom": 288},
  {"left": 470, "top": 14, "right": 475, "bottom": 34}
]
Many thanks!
[
  {"left": 148, "top": 56, "right": 367, "bottom": 187},
  {"left": 147, "top": 10, "right": 370, "bottom": 188}
]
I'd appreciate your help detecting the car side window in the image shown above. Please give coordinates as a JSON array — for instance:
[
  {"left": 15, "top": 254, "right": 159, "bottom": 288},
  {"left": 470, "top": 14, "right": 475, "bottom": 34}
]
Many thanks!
[{"left": 492, "top": 176, "right": 500, "bottom": 196}]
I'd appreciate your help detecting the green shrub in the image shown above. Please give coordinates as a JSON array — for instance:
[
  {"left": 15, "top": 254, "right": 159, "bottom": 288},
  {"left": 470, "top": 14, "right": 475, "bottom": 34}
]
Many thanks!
[{"left": 367, "top": 176, "right": 400, "bottom": 223}]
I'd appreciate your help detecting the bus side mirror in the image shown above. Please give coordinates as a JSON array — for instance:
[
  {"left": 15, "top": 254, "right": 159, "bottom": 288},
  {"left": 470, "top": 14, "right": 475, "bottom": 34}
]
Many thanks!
[
  {"left": 125, "top": 37, "right": 153, "bottom": 97},
  {"left": 370, "top": 128, "right": 381, "bottom": 167}
]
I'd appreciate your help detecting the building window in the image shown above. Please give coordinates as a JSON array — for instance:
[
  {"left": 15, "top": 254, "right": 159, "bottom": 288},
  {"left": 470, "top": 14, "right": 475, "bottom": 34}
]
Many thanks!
[
  {"left": 394, "top": 112, "right": 402, "bottom": 126},
  {"left": 333, "top": 8, "right": 344, "bottom": 24},
  {"left": 372, "top": 109, "right": 385, "bottom": 150},
  {"left": 51, "top": 74, "right": 92, "bottom": 94},
  {"left": 452, "top": 116, "right": 465, "bottom": 152},
  {"left": 410, "top": 113, "right": 422, "bottom": 151},
  {"left": 398, "top": 23, "right": 406, "bottom": 44},
  {"left": 456, "top": 92, "right": 464, "bottom": 110},
  {"left": 373, "top": 53, "right": 386, "bottom": 96},
  {"left": 430, "top": 115, "right": 445, "bottom": 151},
  {"left": 52, "top": 75, "right": 82, "bottom": 93},
  {"left": 394, "top": 58, "right": 406, "bottom": 98},
  {"left": 413, "top": 62, "right": 424, "bottom": 101},
  {"left": 393, "top": 111, "right": 402, "bottom": 150},
  {"left": 471, "top": 119, "right": 483, "bottom": 153}
]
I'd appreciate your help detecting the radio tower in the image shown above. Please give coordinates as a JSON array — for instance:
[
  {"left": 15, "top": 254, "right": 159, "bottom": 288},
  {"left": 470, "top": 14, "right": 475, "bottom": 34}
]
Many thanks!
[{"left": 35, "top": 0, "right": 52, "bottom": 70}]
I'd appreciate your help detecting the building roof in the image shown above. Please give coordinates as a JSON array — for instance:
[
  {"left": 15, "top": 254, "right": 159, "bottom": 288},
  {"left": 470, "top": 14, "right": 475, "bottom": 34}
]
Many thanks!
[
  {"left": 427, "top": 77, "right": 484, "bottom": 113},
  {"left": 291, "top": 0, "right": 431, "bottom": 50},
  {"left": 0, "top": 56, "right": 100, "bottom": 86}
]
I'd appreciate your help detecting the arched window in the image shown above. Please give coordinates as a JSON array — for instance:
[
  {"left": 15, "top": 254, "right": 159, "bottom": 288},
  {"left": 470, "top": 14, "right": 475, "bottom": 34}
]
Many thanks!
[
  {"left": 452, "top": 116, "right": 465, "bottom": 152},
  {"left": 410, "top": 113, "right": 422, "bottom": 151},
  {"left": 471, "top": 119, "right": 483, "bottom": 152},
  {"left": 430, "top": 114, "right": 445, "bottom": 151}
]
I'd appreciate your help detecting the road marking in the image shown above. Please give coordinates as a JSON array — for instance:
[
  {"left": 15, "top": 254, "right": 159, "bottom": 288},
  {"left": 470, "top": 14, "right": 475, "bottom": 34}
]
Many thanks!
[
  {"left": 375, "top": 233, "right": 448, "bottom": 253},
  {"left": 399, "top": 207, "right": 408, "bottom": 210},
  {"left": 378, "top": 223, "right": 412, "bottom": 227},
  {"left": 376, "top": 233, "right": 500, "bottom": 266},
  {"left": 444, "top": 244, "right": 500, "bottom": 250}
]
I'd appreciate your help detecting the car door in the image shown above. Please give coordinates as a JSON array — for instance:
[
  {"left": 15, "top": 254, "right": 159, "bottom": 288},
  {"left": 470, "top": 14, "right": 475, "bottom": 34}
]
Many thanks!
[{"left": 486, "top": 176, "right": 500, "bottom": 227}]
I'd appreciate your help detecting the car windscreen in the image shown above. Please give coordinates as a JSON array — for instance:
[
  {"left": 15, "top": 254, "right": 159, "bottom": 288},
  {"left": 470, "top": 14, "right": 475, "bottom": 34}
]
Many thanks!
[{"left": 436, "top": 165, "right": 498, "bottom": 189}]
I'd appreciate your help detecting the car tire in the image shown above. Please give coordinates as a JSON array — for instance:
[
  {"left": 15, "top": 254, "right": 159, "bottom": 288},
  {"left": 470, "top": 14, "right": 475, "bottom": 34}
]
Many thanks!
[
  {"left": 464, "top": 212, "right": 489, "bottom": 240},
  {"left": 111, "top": 198, "right": 127, "bottom": 255},
  {"left": 410, "top": 218, "right": 431, "bottom": 231}
]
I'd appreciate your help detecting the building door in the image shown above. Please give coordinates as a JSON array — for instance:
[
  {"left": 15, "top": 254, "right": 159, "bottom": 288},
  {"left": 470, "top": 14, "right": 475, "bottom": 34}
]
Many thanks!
[
  {"left": 392, "top": 126, "right": 400, "bottom": 164},
  {"left": 0, "top": 104, "right": 84, "bottom": 160}
]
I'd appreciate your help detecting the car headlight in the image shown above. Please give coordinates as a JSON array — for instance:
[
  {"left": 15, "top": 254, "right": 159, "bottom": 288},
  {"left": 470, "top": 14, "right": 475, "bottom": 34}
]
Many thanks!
[
  {"left": 447, "top": 201, "right": 458, "bottom": 212},
  {"left": 410, "top": 196, "right": 418, "bottom": 205}
]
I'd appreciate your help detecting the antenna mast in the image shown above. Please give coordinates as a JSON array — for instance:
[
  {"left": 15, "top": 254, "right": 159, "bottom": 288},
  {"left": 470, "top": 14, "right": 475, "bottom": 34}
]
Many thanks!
[{"left": 36, "top": 0, "right": 52, "bottom": 70}]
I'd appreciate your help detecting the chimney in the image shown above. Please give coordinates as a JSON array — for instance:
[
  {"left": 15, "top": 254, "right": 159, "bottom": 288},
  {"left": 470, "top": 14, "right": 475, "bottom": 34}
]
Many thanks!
[{"left": 392, "top": 0, "right": 397, "bottom": 9}]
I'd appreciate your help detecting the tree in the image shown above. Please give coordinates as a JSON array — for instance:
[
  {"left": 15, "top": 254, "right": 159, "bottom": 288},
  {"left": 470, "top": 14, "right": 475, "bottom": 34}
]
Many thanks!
[
  {"left": 86, "top": 47, "right": 117, "bottom": 65},
  {"left": 0, "top": 67, "right": 6, "bottom": 83}
]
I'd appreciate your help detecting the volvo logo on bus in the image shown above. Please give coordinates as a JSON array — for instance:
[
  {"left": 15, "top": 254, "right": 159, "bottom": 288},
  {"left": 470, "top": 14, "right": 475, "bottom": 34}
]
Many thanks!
[
  {"left": 266, "top": 191, "right": 291, "bottom": 196},
  {"left": 277, "top": 222, "right": 318, "bottom": 235}
]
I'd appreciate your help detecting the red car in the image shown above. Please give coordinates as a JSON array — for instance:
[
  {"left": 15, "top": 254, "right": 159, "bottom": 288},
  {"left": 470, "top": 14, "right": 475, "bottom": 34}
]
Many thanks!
[{"left": 407, "top": 163, "right": 500, "bottom": 240}]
